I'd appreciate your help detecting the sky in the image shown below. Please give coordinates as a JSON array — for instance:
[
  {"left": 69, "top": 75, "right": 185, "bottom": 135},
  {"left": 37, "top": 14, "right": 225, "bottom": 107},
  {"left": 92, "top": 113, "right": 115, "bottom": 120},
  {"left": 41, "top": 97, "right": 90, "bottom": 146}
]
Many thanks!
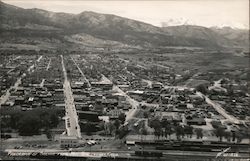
[{"left": 2, "top": 0, "right": 249, "bottom": 29}]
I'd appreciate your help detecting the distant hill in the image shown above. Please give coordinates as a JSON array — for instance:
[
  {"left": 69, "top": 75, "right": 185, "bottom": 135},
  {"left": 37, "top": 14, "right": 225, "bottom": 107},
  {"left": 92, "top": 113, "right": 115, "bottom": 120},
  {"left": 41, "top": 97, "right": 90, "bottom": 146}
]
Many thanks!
[
  {"left": 162, "top": 25, "right": 232, "bottom": 48},
  {"left": 210, "top": 27, "right": 249, "bottom": 49},
  {"left": 0, "top": 1, "right": 249, "bottom": 50}
]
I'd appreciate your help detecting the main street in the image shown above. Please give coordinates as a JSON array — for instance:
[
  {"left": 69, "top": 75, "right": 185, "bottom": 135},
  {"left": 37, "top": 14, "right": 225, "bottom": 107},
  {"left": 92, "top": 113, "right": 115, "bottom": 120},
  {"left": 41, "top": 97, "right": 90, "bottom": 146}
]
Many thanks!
[{"left": 61, "top": 55, "right": 81, "bottom": 138}]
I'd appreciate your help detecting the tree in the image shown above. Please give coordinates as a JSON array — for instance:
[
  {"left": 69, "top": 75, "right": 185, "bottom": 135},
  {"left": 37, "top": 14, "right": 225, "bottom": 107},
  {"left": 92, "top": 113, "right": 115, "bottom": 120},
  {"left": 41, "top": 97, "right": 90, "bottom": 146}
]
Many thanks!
[
  {"left": 232, "top": 131, "right": 236, "bottom": 142},
  {"left": 118, "top": 113, "right": 126, "bottom": 124},
  {"left": 114, "top": 119, "right": 121, "bottom": 130},
  {"left": 140, "top": 126, "right": 148, "bottom": 141},
  {"left": 50, "top": 113, "right": 59, "bottom": 128},
  {"left": 184, "top": 125, "right": 193, "bottom": 138},
  {"left": 224, "top": 131, "right": 231, "bottom": 142},
  {"left": 195, "top": 128, "right": 203, "bottom": 139},
  {"left": 227, "top": 85, "right": 234, "bottom": 98},
  {"left": 149, "top": 118, "right": 162, "bottom": 140},
  {"left": 221, "top": 78, "right": 228, "bottom": 84},
  {"left": 10, "top": 112, "right": 22, "bottom": 129},
  {"left": 1, "top": 116, "right": 11, "bottom": 129},
  {"left": 85, "top": 122, "right": 94, "bottom": 136},
  {"left": 214, "top": 127, "right": 225, "bottom": 142},
  {"left": 105, "top": 122, "right": 114, "bottom": 135},
  {"left": 17, "top": 115, "right": 41, "bottom": 136},
  {"left": 196, "top": 84, "right": 208, "bottom": 94},
  {"left": 154, "top": 128, "right": 162, "bottom": 140},
  {"left": 150, "top": 118, "right": 161, "bottom": 130},
  {"left": 117, "top": 126, "right": 129, "bottom": 140},
  {"left": 103, "top": 122, "right": 110, "bottom": 135},
  {"left": 44, "top": 128, "right": 53, "bottom": 141},
  {"left": 235, "top": 131, "right": 243, "bottom": 143},
  {"left": 164, "top": 124, "right": 174, "bottom": 139},
  {"left": 175, "top": 125, "right": 185, "bottom": 140},
  {"left": 143, "top": 112, "right": 149, "bottom": 118}
]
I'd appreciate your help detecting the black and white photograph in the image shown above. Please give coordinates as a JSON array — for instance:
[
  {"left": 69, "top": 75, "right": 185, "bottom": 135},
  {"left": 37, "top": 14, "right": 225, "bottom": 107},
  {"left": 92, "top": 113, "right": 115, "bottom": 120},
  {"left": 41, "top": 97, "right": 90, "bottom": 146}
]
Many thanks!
[{"left": 0, "top": 0, "right": 249, "bottom": 160}]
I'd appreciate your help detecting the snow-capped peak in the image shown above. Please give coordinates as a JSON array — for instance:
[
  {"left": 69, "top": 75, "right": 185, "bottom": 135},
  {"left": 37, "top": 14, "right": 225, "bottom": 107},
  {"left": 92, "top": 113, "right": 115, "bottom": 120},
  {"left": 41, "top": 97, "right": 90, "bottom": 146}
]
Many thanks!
[
  {"left": 211, "top": 22, "right": 249, "bottom": 30},
  {"left": 161, "top": 18, "right": 196, "bottom": 27}
]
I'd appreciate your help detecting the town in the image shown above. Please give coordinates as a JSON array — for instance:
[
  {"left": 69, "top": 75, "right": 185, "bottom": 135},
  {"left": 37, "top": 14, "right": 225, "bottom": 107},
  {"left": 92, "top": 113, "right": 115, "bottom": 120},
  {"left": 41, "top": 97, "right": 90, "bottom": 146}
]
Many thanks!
[{"left": 0, "top": 49, "right": 249, "bottom": 160}]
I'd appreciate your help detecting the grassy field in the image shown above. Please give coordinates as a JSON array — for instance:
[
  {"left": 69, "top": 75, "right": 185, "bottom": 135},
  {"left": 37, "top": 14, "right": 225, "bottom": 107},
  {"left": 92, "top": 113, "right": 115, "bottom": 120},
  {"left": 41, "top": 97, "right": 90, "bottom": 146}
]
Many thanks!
[{"left": 118, "top": 51, "right": 248, "bottom": 73}]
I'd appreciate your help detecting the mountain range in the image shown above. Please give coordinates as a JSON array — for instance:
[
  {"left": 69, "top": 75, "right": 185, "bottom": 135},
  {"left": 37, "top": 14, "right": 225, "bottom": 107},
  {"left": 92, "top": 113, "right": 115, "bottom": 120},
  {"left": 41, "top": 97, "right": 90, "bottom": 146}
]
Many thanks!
[{"left": 0, "top": 1, "right": 249, "bottom": 51}]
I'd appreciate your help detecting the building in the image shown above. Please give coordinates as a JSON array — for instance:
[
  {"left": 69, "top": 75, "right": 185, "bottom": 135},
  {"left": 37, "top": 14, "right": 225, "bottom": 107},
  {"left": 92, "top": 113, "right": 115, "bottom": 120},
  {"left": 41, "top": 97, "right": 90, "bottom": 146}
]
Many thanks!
[
  {"left": 152, "top": 82, "right": 163, "bottom": 90},
  {"left": 77, "top": 111, "right": 99, "bottom": 122},
  {"left": 60, "top": 136, "right": 80, "bottom": 148},
  {"left": 108, "top": 109, "right": 123, "bottom": 119},
  {"left": 91, "top": 82, "right": 113, "bottom": 90},
  {"left": 187, "top": 118, "right": 206, "bottom": 126}
]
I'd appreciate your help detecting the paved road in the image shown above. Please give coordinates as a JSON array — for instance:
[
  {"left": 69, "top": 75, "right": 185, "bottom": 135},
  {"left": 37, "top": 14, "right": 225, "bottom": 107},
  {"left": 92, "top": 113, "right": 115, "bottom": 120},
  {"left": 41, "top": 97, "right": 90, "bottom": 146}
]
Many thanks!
[
  {"left": 61, "top": 55, "right": 81, "bottom": 138},
  {"left": 0, "top": 56, "right": 43, "bottom": 106}
]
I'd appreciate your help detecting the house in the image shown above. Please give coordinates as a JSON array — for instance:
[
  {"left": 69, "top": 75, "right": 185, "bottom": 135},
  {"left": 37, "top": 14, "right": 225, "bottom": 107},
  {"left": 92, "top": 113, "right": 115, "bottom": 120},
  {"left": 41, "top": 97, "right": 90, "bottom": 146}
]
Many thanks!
[
  {"left": 14, "top": 97, "right": 25, "bottom": 105},
  {"left": 75, "top": 103, "right": 89, "bottom": 111},
  {"left": 127, "top": 90, "right": 144, "bottom": 96},
  {"left": 178, "top": 103, "right": 187, "bottom": 109},
  {"left": 162, "top": 115, "right": 173, "bottom": 121},
  {"left": 28, "top": 97, "right": 34, "bottom": 102},
  {"left": 71, "top": 81, "right": 88, "bottom": 89},
  {"left": 91, "top": 82, "right": 113, "bottom": 90},
  {"left": 152, "top": 82, "right": 163, "bottom": 90}
]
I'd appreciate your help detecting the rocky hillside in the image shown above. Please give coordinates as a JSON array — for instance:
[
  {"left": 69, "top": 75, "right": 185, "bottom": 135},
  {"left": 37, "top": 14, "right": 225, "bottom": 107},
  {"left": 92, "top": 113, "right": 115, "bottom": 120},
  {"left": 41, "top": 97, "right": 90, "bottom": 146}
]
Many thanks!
[{"left": 0, "top": 1, "right": 249, "bottom": 50}]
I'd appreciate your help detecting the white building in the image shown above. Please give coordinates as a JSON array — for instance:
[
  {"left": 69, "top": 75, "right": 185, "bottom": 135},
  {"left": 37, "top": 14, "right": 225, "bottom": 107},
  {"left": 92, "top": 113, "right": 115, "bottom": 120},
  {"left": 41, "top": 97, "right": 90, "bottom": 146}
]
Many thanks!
[{"left": 60, "top": 136, "right": 80, "bottom": 148}]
